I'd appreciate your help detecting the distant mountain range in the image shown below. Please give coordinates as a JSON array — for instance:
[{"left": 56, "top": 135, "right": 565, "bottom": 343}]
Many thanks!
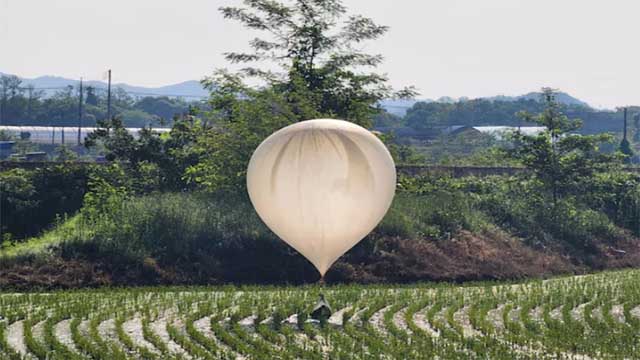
[
  {"left": 0, "top": 72, "right": 209, "bottom": 99},
  {"left": 2, "top": 72, "right": 591, "bottom": 115}
]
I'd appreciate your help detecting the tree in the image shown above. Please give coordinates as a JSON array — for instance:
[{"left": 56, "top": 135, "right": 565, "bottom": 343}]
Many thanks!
[
  {"left": 85, "top": 86, "right": 99, "bottom": 106},
  {"left": 1, "top": 75, "right": 25, "bottom": 122},
  {"left": 190, "top": 0, "right": 414, "bottom": 193},
  {"left": 134, "top": 96, "right": 189, "bottom": 122},
  {"left": 215, "top": 0, "right": 415, "bottom": 127},
  {"left": 47, "top": 86, "right": 77, "bottom": 126},
  {"left": 187, "top": 83, "right": 297, "bottom": 191},
  {"left": 508, "top": 88, "right": 618, "bottom": 207},
  {"left": 85, "top": 113, "right": 203, "bottom": 192},
  {"left": 55, "top": 145, "right": 78, "bottom": 162}
]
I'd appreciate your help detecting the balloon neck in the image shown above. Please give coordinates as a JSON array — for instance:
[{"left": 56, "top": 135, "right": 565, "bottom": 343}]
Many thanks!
[{"left": 318, "top": 275, "right": 325, "bottom": 286}]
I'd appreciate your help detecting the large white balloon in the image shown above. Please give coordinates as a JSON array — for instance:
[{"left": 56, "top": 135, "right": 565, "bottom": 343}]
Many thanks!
[{"left": 247, "top": 119, "right": 396, "bottom": 276}]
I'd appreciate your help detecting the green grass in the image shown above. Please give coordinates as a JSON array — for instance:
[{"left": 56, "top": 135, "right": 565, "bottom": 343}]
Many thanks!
[{"left": 0, "top": 214, "right": 87, "bottom": 260}]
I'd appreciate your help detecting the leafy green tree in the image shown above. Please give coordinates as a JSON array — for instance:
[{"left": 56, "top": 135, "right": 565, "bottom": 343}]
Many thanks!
[
  {"left": 190, "top": 0, "right": 415, "bottom": 193},
  {"left": 378, "top": 133, "right": 424, "bottom": 165},
  {"left": 372, "top": 111, "right": 403, "bottom": 129},
  {"left": 85, "top": 86, "right": 99, "bottom": 106},
  {"left": 55, "top": 145, "right": 78, "bottom": 161},
  {"left": 508, "top": 88, "right": 619, "bottom": 206},
  {"left": 134, "top": 96, "right": 190, "bottom": 122},
  {"left": 85, "top": 114, "right": 203, "bottom": 192},
  {"left": 217, "top": 0, "right": 415, "bottom": 126},
  {"left": 1, "top": 75, "right": 26, "bottom": 122},
  {"left": 85, "top": 117, "right": 137, "bottom": 162},
  {"left": 187, "top": 83, "right": 296, "bottom": 191},
  {"left": 118, "top": 109, "right": 158, "bottom": 127},
  {"left": 0, "top": 166, "right": 88, "bottom": 240},
  {"left": 44, "top": 86, "right": 77, "bottom": 126}
]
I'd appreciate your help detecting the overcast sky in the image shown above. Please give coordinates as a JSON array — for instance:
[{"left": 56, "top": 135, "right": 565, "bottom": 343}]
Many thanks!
[{"left": 1, "top": 0, "right": 639, "bottom": 108}]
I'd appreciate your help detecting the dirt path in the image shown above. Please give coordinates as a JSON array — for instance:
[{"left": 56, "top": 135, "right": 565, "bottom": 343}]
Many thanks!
[
  {"left": 123, "top": 317, "right": 160, "bottom": 355},
  {"left": 150, "top": 317, "right": 192, "bottom": 359},
  {"left": 369, "top": 306, "right": 392, "bottom": 335},
  {"left": 412, "top": 306, "right": 439, "bottom": 337},
  {"left": 6, "top": 320, "right": 35, "bottom": 359},
  {"left": 454, "top": 306, "right": 481, "bottom": 338},
  {"left": 392, "top": 307, "right": 412, "bottom": 335},
  {"left": 54, "top": 318, "right": 79, "bottom": 353}
]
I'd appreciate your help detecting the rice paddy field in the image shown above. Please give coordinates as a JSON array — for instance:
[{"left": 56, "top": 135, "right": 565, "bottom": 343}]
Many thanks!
[{"left": 1, "top": 269, "right": 640, "bottom": 359}]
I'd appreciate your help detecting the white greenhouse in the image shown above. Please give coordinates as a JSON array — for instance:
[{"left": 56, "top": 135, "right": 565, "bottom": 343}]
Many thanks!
[{"left": 0, "top": 126, "right": 171, "bottom": 145}]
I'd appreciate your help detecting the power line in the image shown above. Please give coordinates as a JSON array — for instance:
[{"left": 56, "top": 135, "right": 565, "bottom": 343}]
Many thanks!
[
  {"left": 106, "top": 70, "right": 111, "bottom": 121},
  {"left": 14, "top": 86, "right": 209, "bottom": 99},
  {"left": 78, "top": 78, "right": 83, "bottom": 145}
]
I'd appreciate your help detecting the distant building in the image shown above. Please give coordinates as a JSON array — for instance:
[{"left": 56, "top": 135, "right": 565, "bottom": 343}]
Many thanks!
[
  {"left": 8, "top": 151, "right": 48, "bottom": 162},
  {"left": 0, "top": 126, "right": 171, "bottom": 145},
  {"left": 25, "top": 152, "right": 48, "bottom": 161},
  {"left": 442, "top": 126, "right": 546, "bottom": 139}
]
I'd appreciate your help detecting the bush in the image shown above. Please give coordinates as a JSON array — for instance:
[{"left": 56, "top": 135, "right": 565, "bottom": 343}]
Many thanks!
[
  {"left": 474, "top": 175, "right": 620, "bottom": 248},
  {"left": 379, "top": 192, "right": 486, "bottom": 240},
  {"left": 0, "top": 165, "right": 88, "bottom": 240},
  {"left": 582, "top": 171, "right": 640, "bottom": 236}
]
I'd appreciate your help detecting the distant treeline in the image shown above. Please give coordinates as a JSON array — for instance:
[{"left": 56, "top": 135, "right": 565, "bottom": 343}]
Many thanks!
[
  {"left": 4, "top": 73, "right": 640, "bottom": 136},
  {"left": 376, "top": 98, "right": 640, "bottom": 135},
  {"left": 0, "top": 75, "right": 201, "bottom": 128}
]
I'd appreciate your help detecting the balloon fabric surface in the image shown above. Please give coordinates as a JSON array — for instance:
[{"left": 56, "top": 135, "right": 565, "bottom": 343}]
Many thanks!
[{"left": 247, "top": 119, "right": 396, "bottom": 277}]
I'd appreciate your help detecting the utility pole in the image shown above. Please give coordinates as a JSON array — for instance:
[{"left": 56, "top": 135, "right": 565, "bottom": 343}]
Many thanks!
[
  {"left": 623, "top": 107, "right": 628, "bottom": 141},
  {"left": 78, "top": 78, "right": 83, "bottom": 145},
  {"left": 0, "top": 83, "right": 4, "bottom": 125},
  {"left": 27, "top": 85, "right": 33, "bottom": 121},
  {"left": 106, "top": 69, "right": 112, "bottom": 121}
]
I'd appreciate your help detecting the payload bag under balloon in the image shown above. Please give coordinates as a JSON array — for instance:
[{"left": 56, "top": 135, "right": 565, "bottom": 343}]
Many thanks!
[{"left": 247, "top": 119, "right": 396, "bottom": 276}]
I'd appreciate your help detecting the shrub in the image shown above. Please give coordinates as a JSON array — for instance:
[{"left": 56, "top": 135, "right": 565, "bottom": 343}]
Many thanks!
[
  {"left": 582, "top": 171, "right": 640, "bottom": 236},
  {"left": 474, "top": 175, "right": 619, "bottom": 248},
  {"left": 379, "top": 192, "right": 486, "bottom": 240},
  {"left": 0, "top": 165, "right": 88, "bottom": 240}
]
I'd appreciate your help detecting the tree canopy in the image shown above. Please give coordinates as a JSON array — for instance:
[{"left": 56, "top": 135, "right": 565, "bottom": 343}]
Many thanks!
[
  {"left": 187, "top": 0, "right": 415, "bottom": 193},
  {"left": 507, "top": 88, "right": 619, "bottom": 205}
]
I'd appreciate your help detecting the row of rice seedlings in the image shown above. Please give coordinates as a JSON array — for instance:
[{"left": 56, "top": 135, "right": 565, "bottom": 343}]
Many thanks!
[
  {"left": 167, "top": 321, "right": 215, "bottom": 360},
  {"left": 23, "top": 312, "right": 48, "bottom": 359},
  {"left": 42, "top": 313, "right": 82, "bottom": 360}
]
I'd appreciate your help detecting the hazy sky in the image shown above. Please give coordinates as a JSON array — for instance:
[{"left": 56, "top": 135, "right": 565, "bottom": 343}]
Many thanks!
[{"left": 2, "top": 0, "right": 639, "bottom": 108}]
